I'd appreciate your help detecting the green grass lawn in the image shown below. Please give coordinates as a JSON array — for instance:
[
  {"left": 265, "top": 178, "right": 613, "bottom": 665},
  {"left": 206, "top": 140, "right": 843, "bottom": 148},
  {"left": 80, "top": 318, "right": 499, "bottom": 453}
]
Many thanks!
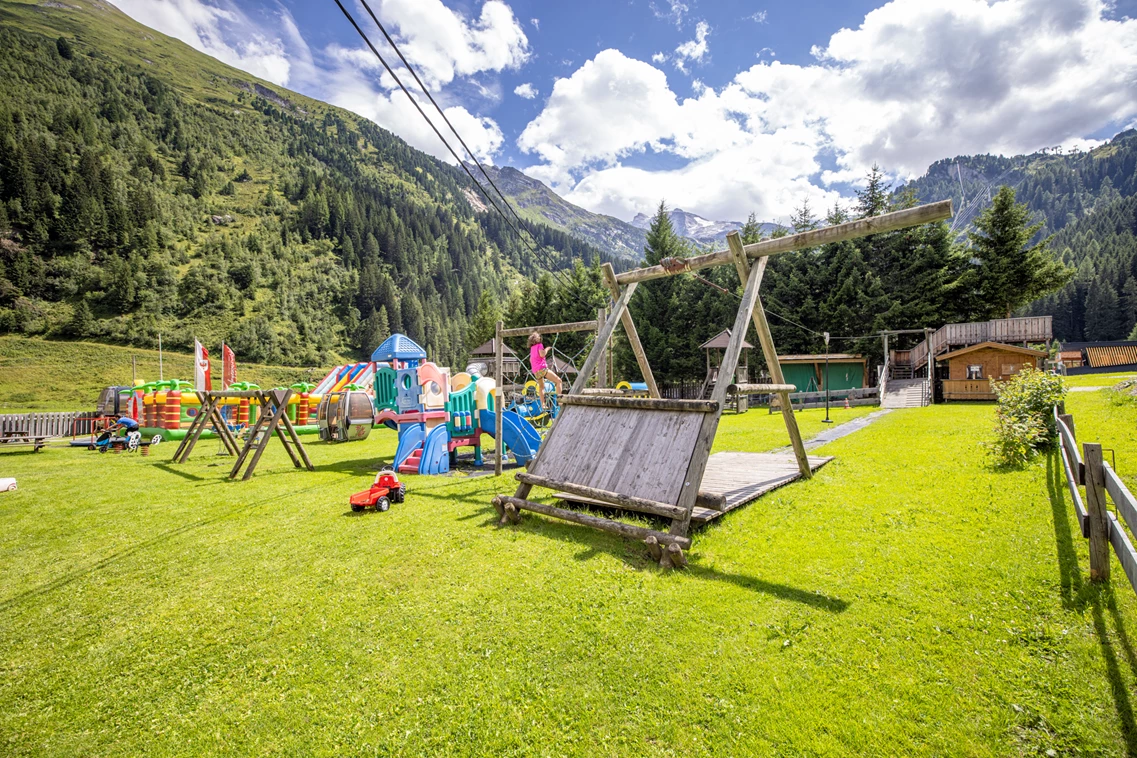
[
  {"left": 1, "top": 399, "right": 1137, "bottom": 755},
  {"left": 1064, "top": 371, "right": 1137, "bottom": 388}
]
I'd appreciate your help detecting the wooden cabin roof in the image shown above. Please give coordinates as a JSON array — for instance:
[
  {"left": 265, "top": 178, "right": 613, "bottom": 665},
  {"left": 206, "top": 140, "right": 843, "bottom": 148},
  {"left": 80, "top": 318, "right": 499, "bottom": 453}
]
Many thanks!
[
  {"left": 936, "top": 341, "right": 1047, "bottom": 361},
  {"left": 699, "top": 329, "right": 754, "bottom": 350},
  {"left": 470, "top": 338, "right": 518, "bottom": 358},
  {"left": 1086, "top": 344, "right": 1137, "bottom": 368}
]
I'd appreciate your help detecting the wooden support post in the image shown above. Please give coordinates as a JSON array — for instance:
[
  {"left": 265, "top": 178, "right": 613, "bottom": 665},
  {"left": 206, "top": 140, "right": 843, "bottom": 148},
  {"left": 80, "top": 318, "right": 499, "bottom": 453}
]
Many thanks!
[
  {"left": 597, "top": 306, "right": 608, "bottom": 389},
  {"left": 726, "top": 231, "right": 811, "bottom": 479},
  {"left": 601, "top": 263, "right": 660, "bottom": 398},
  {"left": 495, "top": 320, "right": 504, "bottom": 476},
  {"left": 666, "top": 542, "right": 688, "bottom": 569},
  {"left": 1085, "top": 442, "right": 1111, "bottom": 582},
  {"left": 644, "top": 535, "right": 663, "bottom": 562}
]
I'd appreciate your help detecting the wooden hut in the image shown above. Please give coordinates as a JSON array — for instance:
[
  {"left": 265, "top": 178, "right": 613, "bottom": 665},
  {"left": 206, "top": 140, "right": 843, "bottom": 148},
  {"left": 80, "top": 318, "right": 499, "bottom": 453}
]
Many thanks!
[
  {"left": 470, "top": 338, "right": 520, "bottom": 378},
  {"left": 778, "top": 354, "right": 867, "bottom": 393},
  {"left": 937, "top": 341, "right": 1046, "bottom": 401},
  {"left": 699, "top": 329, "right": 752, "bottom": 400}
]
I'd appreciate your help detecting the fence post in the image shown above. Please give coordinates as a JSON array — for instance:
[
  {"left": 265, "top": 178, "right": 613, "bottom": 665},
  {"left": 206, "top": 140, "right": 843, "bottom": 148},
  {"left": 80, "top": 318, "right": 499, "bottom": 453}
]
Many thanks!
[
  {"left": 1059, "top": 413, "right": 1074, "bottom": 440},
  {"left": 1085, "top": 442, "right": 1110, "bottom": 582}
]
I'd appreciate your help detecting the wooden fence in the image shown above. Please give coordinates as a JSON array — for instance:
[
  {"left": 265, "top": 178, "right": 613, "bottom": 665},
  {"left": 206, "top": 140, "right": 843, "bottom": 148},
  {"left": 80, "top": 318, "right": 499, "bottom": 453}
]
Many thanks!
[
  {"left": 1054, "top": 406, "right": 1137, "bottom": 590},
  {"left": 0, "top": 412, "right": 101, "bottom": 451}
]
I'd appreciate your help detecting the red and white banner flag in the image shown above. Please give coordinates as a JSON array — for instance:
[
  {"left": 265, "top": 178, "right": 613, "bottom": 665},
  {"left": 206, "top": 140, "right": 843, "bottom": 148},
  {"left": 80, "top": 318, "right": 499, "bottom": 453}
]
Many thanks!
[
  {"left": 222, "top": 343, "right": 236, "bottom": 389},
  {"left": 194, "top": 338, "right": 212, "bottom": 392}
]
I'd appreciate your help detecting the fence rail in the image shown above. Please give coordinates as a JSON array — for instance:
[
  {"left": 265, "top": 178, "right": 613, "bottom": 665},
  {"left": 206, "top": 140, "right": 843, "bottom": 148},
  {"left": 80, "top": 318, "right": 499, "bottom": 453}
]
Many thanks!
[
  {"left": 1054, "top": 404, "right": 1137, "bottom": 592},
  {"left": 909, "top": 316, "right": 1053, "bottom": 367},
  {"left": 0, "top": 411, "right": 103, "bottom": 450}
]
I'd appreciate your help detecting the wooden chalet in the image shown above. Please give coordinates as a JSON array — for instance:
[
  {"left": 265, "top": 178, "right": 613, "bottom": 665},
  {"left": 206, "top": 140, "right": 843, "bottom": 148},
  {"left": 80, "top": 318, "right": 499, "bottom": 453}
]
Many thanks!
[
  {"left": 699, "top": 329, "right": 751, "bottom": 399},
  {"left": 936, "top": 341, "right": 1047, "bottom": 401}
]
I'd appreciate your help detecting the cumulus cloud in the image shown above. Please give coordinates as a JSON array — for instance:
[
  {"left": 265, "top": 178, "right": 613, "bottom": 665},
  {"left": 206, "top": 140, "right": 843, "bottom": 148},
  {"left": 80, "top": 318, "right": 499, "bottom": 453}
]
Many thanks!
[
  {"left": 519, "top": 0, "right": 1137, "bottom": 222},
  {"left": 674, "top": 20, "right": 709, "bottom": 73},
  {"left": 366, "top": 0, "right": 529, "bottom": 89},
  {"left": 651, "top": 52, "right": 667, "bottom": 64},
  {"left": 106, "top": 0, "right": 293, "bottom": 85},
  {"left": 514, "top": 82, "right": 538, "bottom": 99}
]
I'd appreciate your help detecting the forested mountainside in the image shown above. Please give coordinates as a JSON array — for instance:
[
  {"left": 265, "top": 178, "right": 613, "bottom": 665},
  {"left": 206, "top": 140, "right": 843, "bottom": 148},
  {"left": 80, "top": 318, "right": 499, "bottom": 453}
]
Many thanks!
[
  {"left": 900, "top": 130, "right": 1137, "bottom": 341},
  {"left": 472, "top": 165, "right": 649, "bottom": 261},
  {"left": 0, "top": 0, "right": 611, "bottom": 367}
]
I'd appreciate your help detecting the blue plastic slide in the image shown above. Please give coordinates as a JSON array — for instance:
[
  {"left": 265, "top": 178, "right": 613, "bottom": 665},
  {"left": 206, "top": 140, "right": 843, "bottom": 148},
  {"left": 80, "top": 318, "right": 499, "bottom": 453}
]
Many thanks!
[
  {"left": 418, "top": 424, "right": 451, "bottom": 474},
  {"left": 479, "top": 409, "right": 541, "bottom": 465}
]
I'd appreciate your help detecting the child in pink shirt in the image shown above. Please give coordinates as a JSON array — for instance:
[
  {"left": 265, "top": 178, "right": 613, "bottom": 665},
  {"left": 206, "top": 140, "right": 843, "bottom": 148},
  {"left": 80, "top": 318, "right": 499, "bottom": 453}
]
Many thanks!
[{"left": 528, "top": 332, "right": 563, "bottom": 404}]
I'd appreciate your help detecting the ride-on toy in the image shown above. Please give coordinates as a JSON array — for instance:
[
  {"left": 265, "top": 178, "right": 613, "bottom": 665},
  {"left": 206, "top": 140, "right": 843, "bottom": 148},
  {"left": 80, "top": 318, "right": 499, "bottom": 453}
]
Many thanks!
[{"left": 349, "top": 469, "right": 406, "bottom": 512}]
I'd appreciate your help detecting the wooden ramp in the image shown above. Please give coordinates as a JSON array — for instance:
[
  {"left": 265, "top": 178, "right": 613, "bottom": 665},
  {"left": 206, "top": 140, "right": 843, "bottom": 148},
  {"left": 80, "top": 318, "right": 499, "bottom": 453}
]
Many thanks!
[
  {"left": 690, "top": 452, "right": 831, "bottom": 522},
  {"left": 555, "top": 451, "right": 831, "bottom": 524}
]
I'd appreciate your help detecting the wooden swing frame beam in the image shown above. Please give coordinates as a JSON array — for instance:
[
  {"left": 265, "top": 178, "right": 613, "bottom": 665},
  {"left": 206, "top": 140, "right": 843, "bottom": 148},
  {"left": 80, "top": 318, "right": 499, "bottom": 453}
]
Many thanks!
[{"left": 170, "top": 388, "right": 314, "bottom": 480}]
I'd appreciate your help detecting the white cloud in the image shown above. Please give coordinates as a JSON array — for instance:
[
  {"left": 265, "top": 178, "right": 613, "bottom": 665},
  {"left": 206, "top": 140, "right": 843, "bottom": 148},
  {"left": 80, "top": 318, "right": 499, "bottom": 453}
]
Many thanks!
[
  {"left": 106, "top": 0, "right": 293, "bottom": 85},
  {"left": 519, "top": 0, "right": 1137, "bottom": 222},
  {"left": 651, "top": 0, "right": 689, "bottom": 29},
  {"left": 651, "top": 52, "right": 667, "bottom": 64},
  {"left": 747, "top": 11, "right": 768, "bottom": 23},
  {"left": 366, "top": 0, "right": 529, "bottom": 89},
  {"left": 531, "top": 17, "right": 540, "bottom": 31},
  {"left": 674, "top": 20, "right": 709, "bottom": 74},
  {"left": 514, "top": 82, "right": 538, "bottom": 99}
]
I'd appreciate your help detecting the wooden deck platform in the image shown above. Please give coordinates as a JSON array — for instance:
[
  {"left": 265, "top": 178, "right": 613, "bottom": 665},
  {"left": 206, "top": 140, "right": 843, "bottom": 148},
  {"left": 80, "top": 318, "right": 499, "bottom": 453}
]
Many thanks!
[{"left": 557, "top": 451, "right": 831, "bottom": 525}]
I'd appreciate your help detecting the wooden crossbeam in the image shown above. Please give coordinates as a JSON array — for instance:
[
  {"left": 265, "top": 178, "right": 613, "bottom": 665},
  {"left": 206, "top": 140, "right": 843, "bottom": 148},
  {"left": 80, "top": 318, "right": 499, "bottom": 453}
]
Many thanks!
[
  {"left": 559, "top": 395, "right": 717, "bottom": 413},
  {"left": 515, "top": 473, "right": 687, "bottom": 520},
  {"left": 499, "top": 320, "right": 599, "bottom": 338},
  {"left": 614, "top": 200, "right": 953, "bottom": 286}
]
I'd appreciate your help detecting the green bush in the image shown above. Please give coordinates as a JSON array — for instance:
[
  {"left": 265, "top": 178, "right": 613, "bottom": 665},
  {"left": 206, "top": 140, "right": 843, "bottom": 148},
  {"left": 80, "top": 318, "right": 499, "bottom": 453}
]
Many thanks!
[{"left": 988, "top": 367, "right": 1067, "bottom": 468}]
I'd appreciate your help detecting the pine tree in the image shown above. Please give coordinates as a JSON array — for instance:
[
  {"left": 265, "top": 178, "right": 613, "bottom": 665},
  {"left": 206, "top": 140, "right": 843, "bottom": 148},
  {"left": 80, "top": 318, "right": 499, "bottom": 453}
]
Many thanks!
[
  {"left": 856, "top": 164, "right": 891, "bottom": 217},
  {"left": 467, "top": 289, "right": 500, "bottom": 349},
  {"left": 1084, "top": 280, "right": 1123, "bottom": 340},
  {"left": 739, "top": 213, "right": 764, "bottom": 244},
  {"left": 966, "top": 185, "right": 1072, "bottom": 319},
  {"left": 622, "top": 202, "right": 688, "bottom": 380}
]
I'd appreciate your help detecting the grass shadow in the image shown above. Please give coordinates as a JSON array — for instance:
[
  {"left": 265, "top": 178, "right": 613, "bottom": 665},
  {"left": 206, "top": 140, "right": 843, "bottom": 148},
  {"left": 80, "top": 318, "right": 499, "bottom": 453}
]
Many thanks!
[
  {"left": 151, "top": 463, "right": 205, "bottom": 482},
  {"left": 1046, "top": 450, "right": 1137, "bottom": 754},
  {"left": 495, "top": 508, "right": 849, "bottom": 614}
]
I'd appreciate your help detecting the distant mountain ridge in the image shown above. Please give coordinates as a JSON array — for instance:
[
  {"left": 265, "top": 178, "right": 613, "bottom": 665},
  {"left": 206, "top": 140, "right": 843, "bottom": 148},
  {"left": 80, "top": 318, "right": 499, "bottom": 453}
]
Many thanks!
[
  {"left": 629, "top": 209, "right": 779, "bottom": 247},
  {"left": 472, "top": 165, "right": 781, "bottom": 259},
  {"left": 470, "top": 165, "right": 648, "bottom": 261}
]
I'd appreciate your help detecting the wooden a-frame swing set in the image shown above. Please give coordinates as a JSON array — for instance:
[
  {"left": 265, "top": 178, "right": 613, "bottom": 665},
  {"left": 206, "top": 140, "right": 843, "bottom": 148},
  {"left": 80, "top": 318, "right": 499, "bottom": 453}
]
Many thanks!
[{"left": 493, "top": 200, "right": 953, "bottom": 565}]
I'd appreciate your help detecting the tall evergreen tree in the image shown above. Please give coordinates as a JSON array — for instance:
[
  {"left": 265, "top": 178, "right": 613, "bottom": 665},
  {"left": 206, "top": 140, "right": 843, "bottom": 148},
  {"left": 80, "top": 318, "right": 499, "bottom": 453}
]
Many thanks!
[{"left": 966, "top": 186, "right": 1072, "bottom": 319}]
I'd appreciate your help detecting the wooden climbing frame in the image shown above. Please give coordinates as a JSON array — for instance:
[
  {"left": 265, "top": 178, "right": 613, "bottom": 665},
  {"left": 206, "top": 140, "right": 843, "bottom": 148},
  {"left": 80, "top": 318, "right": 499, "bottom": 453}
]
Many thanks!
[
  {"left": 171, "top": 389, "right": 314, "bottom": 480},
  {"left": 493, "top": 200, "right": 954, "bottom": 564}
]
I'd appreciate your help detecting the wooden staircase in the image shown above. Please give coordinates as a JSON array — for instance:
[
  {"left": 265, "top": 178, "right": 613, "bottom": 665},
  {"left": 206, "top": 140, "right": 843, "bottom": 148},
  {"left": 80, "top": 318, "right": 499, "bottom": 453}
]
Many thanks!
[{"left": 881, "top": 378, "right": 929, "bottom": 408}]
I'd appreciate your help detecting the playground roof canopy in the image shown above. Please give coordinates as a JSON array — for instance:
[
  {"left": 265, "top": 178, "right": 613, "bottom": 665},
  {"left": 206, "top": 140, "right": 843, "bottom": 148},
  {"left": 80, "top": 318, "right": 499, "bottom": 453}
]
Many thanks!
[
  {"left": 700, "top": 329, "right": 753, "bottom": 351},
  {"left": 371, "top": 333, "right": 427, "bottom": 363}
]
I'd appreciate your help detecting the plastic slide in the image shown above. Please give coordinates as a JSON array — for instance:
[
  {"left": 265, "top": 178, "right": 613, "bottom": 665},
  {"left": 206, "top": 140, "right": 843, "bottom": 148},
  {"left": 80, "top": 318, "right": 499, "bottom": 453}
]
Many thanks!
[
  {"left": 479, "top": 409, "right": 542, "bottom": 465},
  {"left": 418, "top": 424, "right": 451, "bottom": 475},
  {"left": 393, "top": 422, "right": 425, "bottom": 471}
]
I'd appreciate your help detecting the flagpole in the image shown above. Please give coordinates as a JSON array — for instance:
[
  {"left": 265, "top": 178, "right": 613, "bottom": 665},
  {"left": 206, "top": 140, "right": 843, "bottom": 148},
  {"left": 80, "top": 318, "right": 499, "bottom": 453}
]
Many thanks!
[{"left": 158, "top": 333, "right": 163, "bottom": 381}]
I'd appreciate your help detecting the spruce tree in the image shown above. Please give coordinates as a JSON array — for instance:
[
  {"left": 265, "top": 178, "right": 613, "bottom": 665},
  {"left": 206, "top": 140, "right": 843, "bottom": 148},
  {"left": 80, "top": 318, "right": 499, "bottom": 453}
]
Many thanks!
[
  {"left": 1084, "top": 280, "right": 1123, "bottom": 340},
  {"left": 966, "top": 186, "right": 1072, "bottom": 319},
  {"left": 467, "top": 289, "right": 500, "bottom": 350}
]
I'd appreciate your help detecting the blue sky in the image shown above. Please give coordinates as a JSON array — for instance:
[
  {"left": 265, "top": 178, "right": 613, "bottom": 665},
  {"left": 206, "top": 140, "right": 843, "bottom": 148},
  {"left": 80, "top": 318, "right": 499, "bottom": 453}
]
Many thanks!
[{"left": 109, "top": 0, "right": 1137, "bottom": 223}]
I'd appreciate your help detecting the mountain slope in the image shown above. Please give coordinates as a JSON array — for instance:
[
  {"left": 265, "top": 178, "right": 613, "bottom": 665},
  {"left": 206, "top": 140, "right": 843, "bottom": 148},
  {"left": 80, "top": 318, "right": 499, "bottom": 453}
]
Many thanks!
[
  {"left": 472, "top": 165, "right": 648, "bottom": 261},
  {"left": 0, "top": 0, "right": 609, "bottom": 367},
  {"left": 899, "top": 130, "right": 1137, "bottom": 341}
]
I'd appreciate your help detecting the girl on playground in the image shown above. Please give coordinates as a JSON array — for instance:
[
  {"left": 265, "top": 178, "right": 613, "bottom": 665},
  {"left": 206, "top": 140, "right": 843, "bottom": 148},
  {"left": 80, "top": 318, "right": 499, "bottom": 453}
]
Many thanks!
[{"left": 528, "top": 332, "right": 563, "bottom": 404}]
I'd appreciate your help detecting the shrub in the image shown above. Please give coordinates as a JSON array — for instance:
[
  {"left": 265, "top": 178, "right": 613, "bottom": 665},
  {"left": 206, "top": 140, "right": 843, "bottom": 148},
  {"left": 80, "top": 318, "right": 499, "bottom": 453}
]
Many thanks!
[{"left": 988, "top": 367, "right": 1067, "bottom": 468}]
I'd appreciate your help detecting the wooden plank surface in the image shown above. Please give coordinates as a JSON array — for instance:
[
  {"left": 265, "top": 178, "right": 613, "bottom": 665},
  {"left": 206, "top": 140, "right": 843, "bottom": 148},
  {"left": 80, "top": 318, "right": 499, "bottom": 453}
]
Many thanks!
[
  {"left": 557, "top": 451, "right": 832, "bottom": 524},
  {"left": 528, "top": 403, "right": 708, "bottom": 506}
]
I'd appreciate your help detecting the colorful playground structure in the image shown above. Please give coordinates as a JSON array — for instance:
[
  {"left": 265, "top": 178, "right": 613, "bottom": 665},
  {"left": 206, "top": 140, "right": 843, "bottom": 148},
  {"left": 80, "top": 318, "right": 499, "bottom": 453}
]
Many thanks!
[{"left": 370, "top": 334, "right": 542, "bottom": 475}]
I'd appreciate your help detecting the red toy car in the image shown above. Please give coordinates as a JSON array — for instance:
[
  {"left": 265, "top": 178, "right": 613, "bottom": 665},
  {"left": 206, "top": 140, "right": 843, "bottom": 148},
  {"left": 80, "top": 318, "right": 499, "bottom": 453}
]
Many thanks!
[{"left": 350, "top": 469, "right": 406, "bottom": 512}]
